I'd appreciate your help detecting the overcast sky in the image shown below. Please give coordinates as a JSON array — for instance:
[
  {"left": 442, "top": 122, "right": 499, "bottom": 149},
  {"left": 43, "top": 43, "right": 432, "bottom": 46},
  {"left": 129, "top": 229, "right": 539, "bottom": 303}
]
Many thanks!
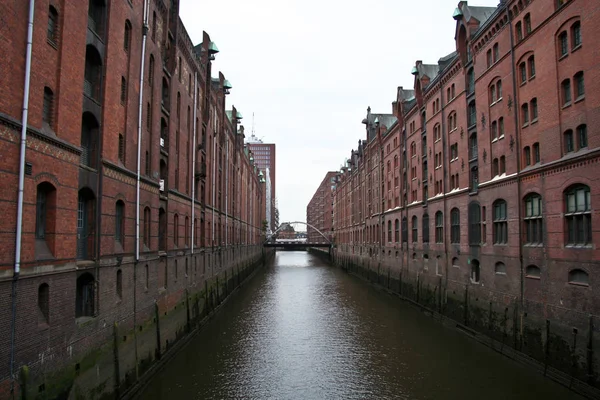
[{"left": 179, "top": 0, "right": 500, "bottom": 224}]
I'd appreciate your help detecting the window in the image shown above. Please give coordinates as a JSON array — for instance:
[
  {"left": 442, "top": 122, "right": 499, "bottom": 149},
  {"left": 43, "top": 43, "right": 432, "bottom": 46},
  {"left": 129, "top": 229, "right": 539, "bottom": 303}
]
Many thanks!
[
  {"left": 185, "top": 216, "right": 189, "bottom": 246},
  {"left": 520, "top": 62, "right": 527, "bottom": 84},
  {"left": 36, "top": 182, "right": 56, "bottom": 250},
  {"left": 84, "top": 45, "right": 102, "bottom": 101},
  {"left": 145, "top": 150, "right": 150, "bottom": 175},
  {"left": 115, "top": 200, "right": 125, "bottom": 245},
  {"left": 467, "top": 68, "right": 474, "bottom": 94},
  {"left": 451, "top": 208, "right": 460, "bottom": 244},
  {"left": 490, "top": 85, "right": 496, "bottom": 103},
  {"left": 81, "top": 113, "right": 99, "bottom": 169},
  {"left": 524, "top": 146, "right": 531, "bottom": 166},
  {"left": 468, "top": 101, "right": 476, "bottom": 127},
  {"left": 574, "top": 72, "right": 584, "bottom": 99},
  {"left": 450, "top": 143, "right": 458, "bottom": 160},
  {"left": 487, "top": 49, "right": 492, "bottom": 68},
  {"left": 395, "top": 219, "right": 399, "bottom": 243},
  {"left": 387, "top": 220, "right": 392, "bottom": 243},
  {"left": 524, "top": 14, "right": 531, "bottom": 35},
  {"left": 533, "top": 142, "right": 540, "bottom": 163},
  {"left": 470, "top": 166, "right": 478, "bottom": 191},
  {"left": 47, "top": 6, "right": 59, "bottom": 44},
  {"left": 568, "top": 269, "right": 589, "bottom": 286},
  {"left": 116, "top": 269, "right": 122, "bottom": 299},
  {"left": 143, "top": 206, "right": 151, "bottom": 248},
  {"left": 159, "top": 208, "right": 166, "bottom": 251},
  {"left": 493, "top": 158, "right": 499, "bottom": 176},
  {"left": 118, "top": 133, "right": 124, "bottom": 162},
  {"left": 528, "top": 56, "right": 535, "bottom": 78},
  {"left": 559, "top": 31, "right": 568, "bottom": 57},
  {"left": 564, "top": 130, "right": 574, "bottom": 153},
  {"left": 531, "top": 98, "right": 538, "bottom": 121},
  {"left": 577, "top": 125, "right": 587, "bottom": 149},
  {"left": 422, "top": 214, "right": 429, "bottom": 243},
  {"left": 470, "top": 260, "right": 480, "bottom": 283},
  {"left": 495, "top": 262, "right": 506, "bottom": 275},
  {"left": 499, "top": 117, "right": 504, "bottom": 138},
  {"left": 121, "top": 77, "right": 127, "bottom": 105},
  {"left": 124, "top": 20, "right": 131, "bottom": 52},
  {"left": 524, "top": 194, "right": 543, "bottom": 245},
  {"left": 173, "top": 214, "right": 179, "bottom": 247},
  {"left": 516, "top": 21, "right": 523, "bottom": 41},
  {"left": 521, "top": 103, "right": 529, "bottom": 125},
  {"left": 526, "top": 265, "right": 541, "bottom": 279},
  {"left": 88, "top": 0, "right": 106, "bottom": 38},
  {"left": 412, "top": 216, "right": 418, "bottom": 243},
  {"left": 497, "top": 80, "right": 503, "bottom": 99},
  {"left": 152, "top": 11, "right": 157, "bottom": 41},
  {"left": 38, "top": 283, "right": 50, "bottom": 324},
  {"left": 493, "top": 43, "right": 499, "bottom": 62},
  {"left": 469, "top": 202, "right": 481, "bottom": 245},
  {"left": 148, "top": 55, "right": 155, "bottom": 86},
  {"left": 435, "top": 211, "right": 443, "bottom": 243},
  {"left": 491, "top": 121, "right": 498, "bottom": 140},
  {"left": 565, "top": 185, "right": 592, "bottom": 245},
  {"left": 43, "top": 87, "right": 54, "bottom": 127},
  {"left": 493, "top": 200, "right": 508, "bottom": 244},
  {"left": 76, "top": 273, "right": 95, "bottom": 318},
  {"left": 402, "top": 217, "right": 408, "bottom": 244},
  {"left": 571, "top": 21, "right": 581, "bottom": 49}
]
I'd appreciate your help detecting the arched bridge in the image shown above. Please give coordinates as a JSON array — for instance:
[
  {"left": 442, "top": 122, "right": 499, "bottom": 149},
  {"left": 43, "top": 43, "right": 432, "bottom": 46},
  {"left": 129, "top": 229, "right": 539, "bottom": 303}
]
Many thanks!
[{"left": 264, "top": 221, "right": 332, "bottom": 249}]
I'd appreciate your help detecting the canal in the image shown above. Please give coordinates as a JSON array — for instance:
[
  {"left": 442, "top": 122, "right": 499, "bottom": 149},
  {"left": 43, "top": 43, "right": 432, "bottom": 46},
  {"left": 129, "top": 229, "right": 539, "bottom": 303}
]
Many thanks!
[{"left": 137, "top": 251, "right": 582, "bottom": 400}]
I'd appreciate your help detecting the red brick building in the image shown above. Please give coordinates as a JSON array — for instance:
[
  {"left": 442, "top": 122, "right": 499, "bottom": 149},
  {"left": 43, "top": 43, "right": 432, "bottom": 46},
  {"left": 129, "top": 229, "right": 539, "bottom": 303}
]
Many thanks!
[
  {"left": 247, "top": 140, "right": 277, "bottom": 231},
  {"left": 0, "top": 0, "right": 265, "bottom": 397},
  {"left": 333, "top": 0, "right": 600, "bottom": 392},
  {"left": 307, "top": 172, "right": 337, "bottom": 243}
]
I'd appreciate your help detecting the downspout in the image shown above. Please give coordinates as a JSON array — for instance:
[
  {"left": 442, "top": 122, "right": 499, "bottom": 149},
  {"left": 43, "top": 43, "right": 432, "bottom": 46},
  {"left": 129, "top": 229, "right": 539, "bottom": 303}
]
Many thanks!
[
  {"left": 10, "top": 0, "right": 35, "bottom": 393},
  {"left": 133, "top": 0, "right": 149, "bottom": 381},
  {"left": 191, "top": 72, "right": 197, "bottom": 254},
  {"left": 507, "top": 5, "right": 525, "bottom": 341},
  {"left": 212, "top": 133, "right": 216, "bottom": 246},
  {"left": 136, "top": 0, "right": 150, "bottom": 262},
  {"left": 225, "top": 138, "right": 228, "bottom": 247}
]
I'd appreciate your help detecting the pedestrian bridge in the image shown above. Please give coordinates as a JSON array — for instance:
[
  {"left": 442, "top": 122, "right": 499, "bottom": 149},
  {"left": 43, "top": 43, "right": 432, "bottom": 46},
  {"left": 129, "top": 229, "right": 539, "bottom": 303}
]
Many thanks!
[{"left": 263, "top": 221, "right": 332, "bottom": 250}]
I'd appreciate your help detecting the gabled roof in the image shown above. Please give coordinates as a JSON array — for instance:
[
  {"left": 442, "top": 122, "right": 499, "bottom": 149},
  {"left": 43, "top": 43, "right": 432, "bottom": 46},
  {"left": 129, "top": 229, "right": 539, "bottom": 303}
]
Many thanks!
[{"left": 463, "top": 5, "right": 497, "bottom": 26}]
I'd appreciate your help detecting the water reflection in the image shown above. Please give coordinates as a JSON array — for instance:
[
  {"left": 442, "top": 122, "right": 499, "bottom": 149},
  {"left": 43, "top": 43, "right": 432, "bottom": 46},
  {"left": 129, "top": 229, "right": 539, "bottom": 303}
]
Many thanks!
[{"left": 138, "top": 251, "right": 582, "bottom": 400}]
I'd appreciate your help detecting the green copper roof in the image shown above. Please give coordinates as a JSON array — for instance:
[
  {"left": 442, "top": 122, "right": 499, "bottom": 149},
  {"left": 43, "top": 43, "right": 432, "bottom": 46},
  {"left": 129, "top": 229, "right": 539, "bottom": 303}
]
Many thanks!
[
  {"left": 453, "top": 7, "right": 463, "bottom": 20},
  {"left": 411, "top": 66, "right": 418, "bottom": 75},
  {"left": 208, "top": 41, "right": 219, "bottom": 54},
  {"left": 258, "top": 171, "right": 264, "bottom": 177},
  {"left": 223, "top": 79, "right": 232, "bottom": 90},
  {"left": 236, "top": 111, "right": 243, "bottom": 119}
]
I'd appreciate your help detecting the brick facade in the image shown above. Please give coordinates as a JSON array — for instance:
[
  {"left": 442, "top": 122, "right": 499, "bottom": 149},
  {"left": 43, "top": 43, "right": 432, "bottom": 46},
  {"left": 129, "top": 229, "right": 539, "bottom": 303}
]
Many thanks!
[
  {"left": 0, "top": 0, "right": 266, "bottom": 398},
  {"left": 332, "top": 0, "right": 600, "bottom": 394},
  {"left": 307, "top": 172, "right": 337, "bottom": 243}
]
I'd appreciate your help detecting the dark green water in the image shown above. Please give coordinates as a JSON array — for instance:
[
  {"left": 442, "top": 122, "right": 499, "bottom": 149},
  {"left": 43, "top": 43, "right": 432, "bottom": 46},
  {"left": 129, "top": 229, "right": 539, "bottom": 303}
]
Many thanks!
[{"left": 137, "top": 251, "right": 582, "bottom": 399}]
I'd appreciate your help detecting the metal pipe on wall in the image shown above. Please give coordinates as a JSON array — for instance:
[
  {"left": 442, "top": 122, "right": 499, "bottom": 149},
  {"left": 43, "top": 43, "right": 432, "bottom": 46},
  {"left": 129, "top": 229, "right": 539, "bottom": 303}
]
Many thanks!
[
  {"left": 191, "top": 72, "right": 197, "bottom": 253},
  {"left": 225, "top": 138, "right": 229, "bottom": 247},
  {"left": 10, "top": 0, "right": 35, "bottom": 392},
  {"left": 136, "top": 0, "right": 150, "bottom": 262}
]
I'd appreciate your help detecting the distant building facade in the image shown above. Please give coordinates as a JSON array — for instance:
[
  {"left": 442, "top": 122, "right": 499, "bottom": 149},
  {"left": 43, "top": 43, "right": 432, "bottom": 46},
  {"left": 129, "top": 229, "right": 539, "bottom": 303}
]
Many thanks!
[
  {"left": 331, "top": 0, "right": 600, "bottom": 393},
  {"left": 307, "top": 172, "right": 337, "bottom": 243},
  {"left": 247, "top": 135, "right": 278, "bottom": 231}
]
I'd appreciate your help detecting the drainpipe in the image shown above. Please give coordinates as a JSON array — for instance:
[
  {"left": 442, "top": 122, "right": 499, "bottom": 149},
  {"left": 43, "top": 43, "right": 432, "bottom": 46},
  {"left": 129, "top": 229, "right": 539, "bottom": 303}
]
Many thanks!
[
  {"left": 507, "top": 5, "right": 526, "bottom": 336},
  {"left": 191, "top": 72, "right": 197, "bottom": 254},
  {"left": 212, "top": 132, "right": 216, "bottom": 246},
  {"left": 136, "top": 0, "right": 150, "bottom": 262},
  {"left": 225, "top": 138, "right": 228, "bottom": 247},
  {"left": 10, "top": 0, "right": 35, "bottom": 393}
]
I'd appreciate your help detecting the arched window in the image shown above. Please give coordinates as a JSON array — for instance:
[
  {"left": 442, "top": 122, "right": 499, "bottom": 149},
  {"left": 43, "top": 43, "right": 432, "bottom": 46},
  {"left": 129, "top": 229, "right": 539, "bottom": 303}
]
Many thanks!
[
  {"left": 394, "top": 219, "right": 400, "bottom": 243},
  {"left": 469, "top": 202, "right": 481, "bottom": 245},
  {"left": 559, "top": 31, "right": 568, "bottom": 57},
  {"left": 568, "top": 269, "right": 589, "bottom": 286},
  {"left": 38, "top": 283, "right": 50, "bottom": 324},
  {"left": 571, "top": 21, "right": 581, "bottom": 49},
  {"left": 411, "top": 216, "right": 418, "bottom": 243},
  {"left": 435, "top": 211, "right": 443, "bottom": 243},
  {"left": 467, "top": 100, "right": 476, "bottom": 127},
  {"left": 162, "top": 77, "right": 170, "bottom": 106},
  {"left": 519, "top": 62, "right": 527, "bottom": 84},
  {"left": 470, "top": 259, "right": 480, "bottom": 283},
  {"left": 562, "top": 79, "right": 571, "bottom": 105},
  {"left": 451, "top": 208, "right": 460, "bottom": 244},
  {"left": 402, "top": 217, "right": 408, "bottom": 244},
  {"left": 173, "top": 214, "right": 179, "bottom": 246},
  {"left": 76, "top": 272, "right": 95, "bottom": 317},
  {"left": 36, "top": 182, "right": 56, "bottom": 258},
  {"left": 565, "top": 185, "right": 592, "bottom": 245},
  {"left": 530, "top": 98, "right": 538, "bottom": 121},
  {"left": 528, "top": 55, "right": 535, "bottom": 78},
  {"left": 577, "top": 124, "right": 587, "bottom": 149},
  {"left": 124, "top": 20, "right": 131, "bottom": 52},
  {"left": 87, "top": 0, "right": 106, "bottom": 38},
  {"left": 467, "top": 68, "right": 474, "bottom": 94},
  {"left": 574, "top": 71, "right": 584, "bottom": 99},
  {"left": 495, "top": 262, "right": 506, "bottom": 275},
  {"left": 521, "top": 103, "right": 529, "bottom": 125},
  {"left": 143, "top": 206, "right": 151, "bottom": 248},
  {"left": 526, "top": 265, "right": 541, "bottom": 279},
  {"left": 422, "top": 214, "right": 429, "bottom": 243},
  {"left": 116, "top": 269, "right": 123, "bottom": 299},
  {"left": 77, "top": 188, "right": 96, "bottom": 260},
  {"left": 115, "top": 200, "right": 125, "bottom": 246},
  {"left": 43, "top": 87, "right": 54, "bottom": 127},
  {"left": 47, "top": 6, "right": 59, "bottom": 44},
  {"left": 564, "top": 129, "right": 574, "bottom": 153},
  {"left": 452, "top": 257, "right": 459, "bottom": 268},
  {"left": 524, "top": 194, "right": 543, "bottom": 245},
  {"left": 83, "top": 45, "right": 102, "bottom": 101}
]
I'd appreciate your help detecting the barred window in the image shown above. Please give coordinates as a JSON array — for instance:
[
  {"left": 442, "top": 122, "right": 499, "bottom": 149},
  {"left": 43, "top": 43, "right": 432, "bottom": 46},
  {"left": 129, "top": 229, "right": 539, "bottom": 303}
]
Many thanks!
[
  {"left": 493, "top": 200, "right": 508, "bottom": 244},
  {"left": 565, "top": 185, "right": 592, "bottom": 246},
  {"left": 435, "top": 211, "right": 443, "bottom": 243},
  {"left": 451, "top": 208, "right": 460, "bottom": 244},
  {"left": 524, "top": 194, "right": 543, "bottom": 245}
]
